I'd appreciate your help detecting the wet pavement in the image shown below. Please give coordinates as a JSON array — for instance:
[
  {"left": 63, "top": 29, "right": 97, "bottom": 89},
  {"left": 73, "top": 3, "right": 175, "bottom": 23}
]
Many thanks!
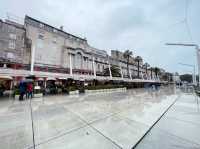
[
  {"left": 135, "top": 92, "right": 200, "bottom": 149},
  {"left": 0, "top": 87, "right": 179, "bottom": 149}
]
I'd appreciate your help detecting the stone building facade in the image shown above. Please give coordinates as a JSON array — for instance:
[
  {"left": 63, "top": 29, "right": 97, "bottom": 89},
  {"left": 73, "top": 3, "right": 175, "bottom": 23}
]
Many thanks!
[
  {"left": 110, "top": 50, "right": 154, "bottom": 79},
  {"left": 0, "top": 19, "right": 30, "bottom": 67},
  {"left": 0, "top": 15, "right": 160, "bottom": 81},
  {"left": 25, "top": 16, "right": 109, "bottom": 76}
]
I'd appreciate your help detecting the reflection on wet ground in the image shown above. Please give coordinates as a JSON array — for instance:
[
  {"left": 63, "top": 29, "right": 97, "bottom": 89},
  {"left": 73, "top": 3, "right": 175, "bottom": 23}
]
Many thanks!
[
  {"left": 135, "top": 91, "right": 200, "bottom": 149},
  {"left": 0, "top": 86, "right": 179, "bottom": 149}
]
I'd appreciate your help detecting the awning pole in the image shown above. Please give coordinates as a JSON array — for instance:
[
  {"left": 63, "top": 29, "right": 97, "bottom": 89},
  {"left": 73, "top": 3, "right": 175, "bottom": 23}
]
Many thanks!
[{"left": 31, "top": 45, "right": 35, "bottom": 75}]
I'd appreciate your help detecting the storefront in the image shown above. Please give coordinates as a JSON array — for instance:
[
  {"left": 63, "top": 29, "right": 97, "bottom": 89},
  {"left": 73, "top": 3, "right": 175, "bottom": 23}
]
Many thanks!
[{"left": 0, "top": 75, "right": 13, "bottom": 97}]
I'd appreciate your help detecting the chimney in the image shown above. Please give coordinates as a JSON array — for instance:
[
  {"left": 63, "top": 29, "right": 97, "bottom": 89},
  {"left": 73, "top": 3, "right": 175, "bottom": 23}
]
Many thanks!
[{"left": 60, "top": 26, "right": 63, "bottom": 31}]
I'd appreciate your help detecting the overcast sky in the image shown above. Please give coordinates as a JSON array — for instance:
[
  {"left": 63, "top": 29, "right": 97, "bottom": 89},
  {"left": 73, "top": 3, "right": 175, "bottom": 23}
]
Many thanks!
[{"left": 0, "top": 0, "right": 199, "bottom": 74}]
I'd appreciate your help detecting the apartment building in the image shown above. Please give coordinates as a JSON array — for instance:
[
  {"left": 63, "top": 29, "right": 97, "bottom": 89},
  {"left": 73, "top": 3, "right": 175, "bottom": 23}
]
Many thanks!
[
  {"left": 25, "top": 16, "right": 109, "bottom": 77},
  {"left": 0, "top": 15, "right": 161, "bottom": 83},
  {"left": 110, "top": 50, "right": 154, "bottom": 79},
  {"left": 0, "top": 19, "right": 30, "bottom": 67}
]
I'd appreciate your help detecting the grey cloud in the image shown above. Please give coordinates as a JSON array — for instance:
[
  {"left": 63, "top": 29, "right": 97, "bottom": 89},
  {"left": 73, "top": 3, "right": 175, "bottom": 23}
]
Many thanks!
[
  {"left": 104, "top": 4, "right": 150, "bottom": 36},
  {"left": 0, "top": 0, "right": 200, "bottom": 73}
]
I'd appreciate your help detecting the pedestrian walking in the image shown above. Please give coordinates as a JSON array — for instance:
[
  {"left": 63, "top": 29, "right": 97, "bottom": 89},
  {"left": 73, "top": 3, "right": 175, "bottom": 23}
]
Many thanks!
[
  {"left": 19, "top": 82, "right": 26, "bottom": 100},
  {"left": 27, "top": 83, "right": 33, "bottom": 99}
]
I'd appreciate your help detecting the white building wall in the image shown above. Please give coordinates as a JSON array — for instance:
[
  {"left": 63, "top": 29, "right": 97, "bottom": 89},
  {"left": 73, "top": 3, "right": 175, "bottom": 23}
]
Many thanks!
[{"left": 26, "top": 25, "right": 65, "bottom": 66}]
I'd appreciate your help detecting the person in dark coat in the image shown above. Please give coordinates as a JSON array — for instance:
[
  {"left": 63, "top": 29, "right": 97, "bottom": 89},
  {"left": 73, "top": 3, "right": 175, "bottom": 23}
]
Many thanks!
[{"left": 19, "top": 82, "right": 26, "bottom": 100}]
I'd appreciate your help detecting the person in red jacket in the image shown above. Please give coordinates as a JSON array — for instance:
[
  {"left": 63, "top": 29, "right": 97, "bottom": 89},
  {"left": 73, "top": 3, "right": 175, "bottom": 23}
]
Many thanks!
[{"left": 27, "top": 83, "right": 33, "bottom": 99}]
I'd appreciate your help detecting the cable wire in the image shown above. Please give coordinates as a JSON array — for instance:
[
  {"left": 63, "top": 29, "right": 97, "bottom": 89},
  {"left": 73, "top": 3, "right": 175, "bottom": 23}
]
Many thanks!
[{"left": 184, "top": 0, "right": 194, "bottom": 42}]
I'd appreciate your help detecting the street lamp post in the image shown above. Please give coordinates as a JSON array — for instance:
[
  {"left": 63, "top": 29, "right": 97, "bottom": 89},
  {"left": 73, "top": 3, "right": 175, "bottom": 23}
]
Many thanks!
[
  {"left": 108, "top": 62, "right": 112, "bottom": 79},
  {"left": 150, "top": 67, "right": 153, "bottom": 80},
  {"left": 30, "top": 45, "right": 35, "bottom": 75},
  {"left": 166, "top": 43, "right": 200, "bottom": 85},
  {"left": 107, "top": 56, "right": 112, "bottom": 79},
  {"left": 92, "top": 57, "right": 96, "bottom": 78},
  {"left": 69, "top": 53, "right": 73, "bottom": 76},
  {"left": 144, "top": 62, "right": 150, "bottom": 79},
  {"left": 137, "top": 61, "right": 140, "bottom": 78}
]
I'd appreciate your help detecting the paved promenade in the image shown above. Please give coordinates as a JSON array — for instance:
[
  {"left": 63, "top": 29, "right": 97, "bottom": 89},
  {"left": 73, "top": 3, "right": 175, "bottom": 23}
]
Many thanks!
[
  {"left": 0, "top": 87, "right": 178, "bottom": 149},
  {"left": 135, "top": 92, "right": 200, "bottom": 149}
]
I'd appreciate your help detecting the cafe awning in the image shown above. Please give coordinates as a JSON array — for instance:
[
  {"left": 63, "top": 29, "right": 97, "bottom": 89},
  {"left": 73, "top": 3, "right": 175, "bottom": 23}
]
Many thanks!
[
  {"left": 37, "top": 78, "right": 44, "bottom": 81},
  {"left": 58, "top": 77, "right": 68, "bottom": 80},
  {"left": 46, "top": 77, "right": 56, "bottom": 81},
  {"left": 0, "top": 75, "right": 13, "bottom": 80}
]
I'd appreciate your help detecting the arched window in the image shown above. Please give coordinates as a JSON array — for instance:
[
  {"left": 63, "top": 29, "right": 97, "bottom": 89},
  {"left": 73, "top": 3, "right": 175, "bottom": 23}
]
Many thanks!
[{"left": 76, "top": 52, "right": 82, "bottom": 69}]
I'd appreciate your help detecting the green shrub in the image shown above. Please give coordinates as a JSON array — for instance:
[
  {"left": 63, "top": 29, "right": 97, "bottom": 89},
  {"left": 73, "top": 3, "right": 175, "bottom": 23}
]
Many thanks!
[
  {"left": 86, "top": 85, "right": 124, "bottom": 90},
  {"left": 14, "top": 89, "right": 20, "bottom": 95},
  {"left": 34, "top": 89, "right": 42, "bottom": 94},
  {"left": 68, "top": 86, "right": 77, "bottom": 91},
  {"left": 63, "top": 86, "right": 77, "bottom": 93}
]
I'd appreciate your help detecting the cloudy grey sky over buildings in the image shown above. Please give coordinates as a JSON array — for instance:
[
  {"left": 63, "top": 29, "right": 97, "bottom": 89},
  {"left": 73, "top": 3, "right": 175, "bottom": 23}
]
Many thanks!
[{"left": 0, "top": 0, "right": 199, "bottom": 74}]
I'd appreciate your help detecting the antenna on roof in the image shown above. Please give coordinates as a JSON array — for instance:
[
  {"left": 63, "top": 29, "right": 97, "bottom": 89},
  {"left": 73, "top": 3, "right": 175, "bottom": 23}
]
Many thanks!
[{"left": 60, "top": 26, "right": 63, "bottom": 31}]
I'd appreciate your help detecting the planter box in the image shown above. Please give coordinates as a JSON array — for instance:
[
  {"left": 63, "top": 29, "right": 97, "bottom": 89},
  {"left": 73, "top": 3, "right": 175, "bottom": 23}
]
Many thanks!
[
  {"left": 69, "top": 90, "right": 79, "bottom": 95},
  {"left": 34, "top": 93, "right": 43, "bottom": 98},
  {"left": 85, "top": 87, "right": 127, "bottom": 94},
  {"left": 15, "top": 95, "right": 20, "bottom": 100}
]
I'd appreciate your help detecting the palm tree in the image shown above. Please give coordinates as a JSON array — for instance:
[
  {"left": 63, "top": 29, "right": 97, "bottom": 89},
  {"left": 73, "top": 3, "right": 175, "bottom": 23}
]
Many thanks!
[
  {"left": 103, "top": 65, "right": 121, "bottom": 77},
  {"left": 135, "top": 56, "right": 142, "bottom": 78},
  {"left": 154, "top": 67, "right": 161, "bottom": 77},
  {"left": 143, "top": 62, "right": 150, "bottom": 79},
  {"left": 123, "top": 50, "right": 133, "bottom": 78},
  {"left": 144, "top": 62, "right": 150, "bottom": 74},
  {"left": 152, "top": 67, "right": 161, "bottom": 79}
]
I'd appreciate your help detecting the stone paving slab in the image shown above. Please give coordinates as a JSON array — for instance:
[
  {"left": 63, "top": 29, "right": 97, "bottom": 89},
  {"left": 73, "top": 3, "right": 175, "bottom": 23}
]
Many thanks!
[
  {"left": 0, "top": 87, "right": 179, "bottom": 149},
  {"left": 91, "top": 115, "right": 149, "bottom": 149},
  {"left": 135, "top": 127, "right": 200, "bottom": 149},
  {"left": 35, "top": 126, "right": 121, "bottom": 149},
  {"left": 32, "top": 104, "right": 87, "bottom": 145},
  {"left": 135, "top": 93, "right": 200, "bottom": 149},
  {"left": 154, "top": 116, "right": 200, "bottom": 145},
  {"left": 117, "top": 95, "right": 178, "bottom": 127},
  {"left": 166, "top": 104, "right": 200, "bottom": 125},
  {"left": 63, "top": 100, "right": 114, "bottom": 123},
  {"left": 0, "top": 100, "right": 33, "bottom": 149}
]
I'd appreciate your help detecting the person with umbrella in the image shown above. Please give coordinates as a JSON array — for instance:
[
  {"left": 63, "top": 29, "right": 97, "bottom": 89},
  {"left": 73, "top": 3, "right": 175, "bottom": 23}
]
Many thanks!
[
  {"left": 27, "top": 82, "right": 33, "bottom": 99},
  {"left": 19, "top": 81, "right": 26, "bottom": 100}
]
